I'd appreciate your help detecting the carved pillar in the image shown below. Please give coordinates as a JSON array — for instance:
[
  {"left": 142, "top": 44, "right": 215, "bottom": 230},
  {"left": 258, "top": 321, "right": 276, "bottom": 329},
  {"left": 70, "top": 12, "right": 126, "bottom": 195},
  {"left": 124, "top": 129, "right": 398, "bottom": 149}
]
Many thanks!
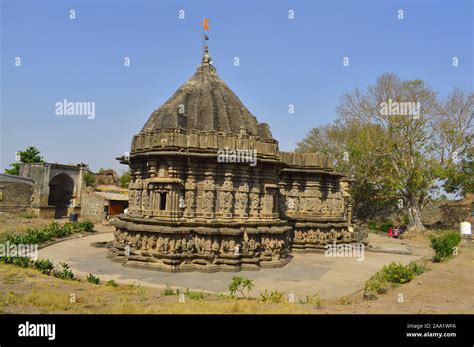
[
  {"left": 249, "top": 168, "right": 261, "bottom": 219},
  {"left": 184, "top": 167, "right": 196, "bottom": 218},
  {"left": 218, "top": 172, "right": 234, "bottom": 219}
]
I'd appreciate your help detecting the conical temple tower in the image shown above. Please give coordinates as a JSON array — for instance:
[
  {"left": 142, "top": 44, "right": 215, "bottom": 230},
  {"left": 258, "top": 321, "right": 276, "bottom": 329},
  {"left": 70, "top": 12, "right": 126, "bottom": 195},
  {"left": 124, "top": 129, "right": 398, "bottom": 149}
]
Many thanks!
[{"left": 110, "top": 45, "right": 359, "bottom": 272}]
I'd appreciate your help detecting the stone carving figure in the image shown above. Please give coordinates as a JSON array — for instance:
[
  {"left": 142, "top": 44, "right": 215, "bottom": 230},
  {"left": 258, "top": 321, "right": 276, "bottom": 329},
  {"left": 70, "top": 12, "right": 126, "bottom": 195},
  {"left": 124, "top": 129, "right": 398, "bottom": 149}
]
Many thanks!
[
  {"left": 204, "top": 239, "right": 212, "bottom": 254},
  {"left": 203, "top": 191, "right": 214, "bottom": 212},
  {"left": 134, "top": 190, "right": 142, "bottom": 211},
  {"left": 211, "top": 240, "right": 220, "bottom": 254},
  {"left": 250, "top": 193, "right": 260, "bottom": 211},
  {"left": 185, "top": 190, "right": 195, "bottom": 211},
  {"left": 142, "top": 190, "right": 149, "bottom": 211},
  {"left": 220, "top": 191, "right": 233, "bottom": 213},
  {"left": 156, "top": 237, "right": 164, "bottom": 253},
  {"left": 235, "top": 192, "right": 248, "bottom": 212}
]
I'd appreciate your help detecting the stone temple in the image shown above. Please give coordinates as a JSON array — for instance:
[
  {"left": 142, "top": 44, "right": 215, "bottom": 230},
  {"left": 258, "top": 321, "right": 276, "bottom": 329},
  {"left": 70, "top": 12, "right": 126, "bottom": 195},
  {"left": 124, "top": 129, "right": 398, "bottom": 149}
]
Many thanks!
[{"left": 109, "top": 46, "right": 363, "bottom": 272}]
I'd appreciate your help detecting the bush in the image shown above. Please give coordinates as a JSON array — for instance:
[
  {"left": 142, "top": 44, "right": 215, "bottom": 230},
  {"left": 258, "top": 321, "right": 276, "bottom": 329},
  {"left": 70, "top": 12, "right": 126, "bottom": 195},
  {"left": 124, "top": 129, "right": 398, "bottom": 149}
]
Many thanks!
[
  {"left": 364, "top": 261, "right": 425, "bottom": 300},
  {"left": 430, "top": 232, "right": 461, "bottom": 262},
  {"left": 228, "top": 276, "right": 255, "bottom": 298},
  {"left": 364, "top": 272, "right": 390, "bottom": 297},
  {"left": 185, "top": 289, "right": 205, "bottom": 300},
  {"left": 368, "top": 222, "right": 377, "bottom": 230},
  {"left": 86, "top": 273, "right": 100, "bottom": 284},
  {"left": 83, "top": 171, "right": 96, "bottom": 187},
  {"left": 5, "top": 221, "right": 95, "bottom": 245},
  {"left": 306, "top": 292, "right": 325, "bottom": 308},
  {"left": 338, "top": 296, "right": 352, "bottom": 305},
  {"left": 13, "top": 256, "right": 31, "bottom": 268},
  {"left": 162, "top": 285, "right": 175, "bottom": 295},
  {"left": 407, "top": 261, "right": 427, "bottom": 276},
  {"left": 382, "top": 262, "right": 415, "bottom": 284},
  {"left": 53, "top": 262, "right": 74, "bottom": 280},
  {"left": 105, "top": 279, "right": 118, "bottom": 287},
  {"left": 78, "top": 221, "right": 94, "bottom": 233},
  {"left": 33, "top": 259, "right": 54, "bottom": 275},
  {"left": 260, "top": 289, "right": 284, "bottom": 303},
  {"left": 0, "top": 256, "right": 14, "bottom": 264}
]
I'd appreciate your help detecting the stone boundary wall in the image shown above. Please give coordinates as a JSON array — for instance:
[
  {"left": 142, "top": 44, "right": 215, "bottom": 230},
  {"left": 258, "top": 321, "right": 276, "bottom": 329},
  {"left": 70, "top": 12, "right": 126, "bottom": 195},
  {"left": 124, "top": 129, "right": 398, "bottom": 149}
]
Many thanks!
[{"left": 0, "top": 174, "right": 34, "bottom": 212}]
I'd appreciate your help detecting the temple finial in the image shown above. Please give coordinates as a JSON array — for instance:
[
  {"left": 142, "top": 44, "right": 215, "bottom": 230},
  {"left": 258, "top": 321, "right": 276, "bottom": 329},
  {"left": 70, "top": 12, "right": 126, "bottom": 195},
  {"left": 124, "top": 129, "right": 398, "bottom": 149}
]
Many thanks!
[{"left": 202, "top": 44, "right": 212, "bottom": 64}]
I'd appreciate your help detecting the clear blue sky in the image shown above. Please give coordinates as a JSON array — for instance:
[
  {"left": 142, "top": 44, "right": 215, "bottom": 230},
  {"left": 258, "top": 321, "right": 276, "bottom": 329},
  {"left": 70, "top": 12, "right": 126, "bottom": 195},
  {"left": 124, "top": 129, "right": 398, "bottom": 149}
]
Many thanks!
[{"left": 1, "top": 0, "right": 472, "bottom": 174}]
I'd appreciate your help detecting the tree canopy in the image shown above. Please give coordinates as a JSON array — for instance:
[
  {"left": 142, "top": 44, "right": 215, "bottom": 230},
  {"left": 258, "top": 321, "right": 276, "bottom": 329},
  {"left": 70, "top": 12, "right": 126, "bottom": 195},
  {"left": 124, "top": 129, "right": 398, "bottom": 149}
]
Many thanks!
[
  {"left": 297, "top": 74, "right": 473, "bottom": 231},
  {"left": 4, "top": 146, "right": 44, "bottom": 176}
]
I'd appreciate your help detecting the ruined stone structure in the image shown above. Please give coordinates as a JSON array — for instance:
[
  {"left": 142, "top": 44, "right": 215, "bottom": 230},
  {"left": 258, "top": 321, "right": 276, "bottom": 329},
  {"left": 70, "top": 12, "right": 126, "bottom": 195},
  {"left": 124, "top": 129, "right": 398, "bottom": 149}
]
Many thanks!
[
  {"left": 110, "top": 46, "right": 359, "bottom": 272},
  {"left": 20, "top": 162, "right": 88, "bottom": 218},
  {"left": 81, "top": 186, "right": 129, "bottom": 223},
  {"left": 0, "top": 174, "right": 34, "bottom": 212}
]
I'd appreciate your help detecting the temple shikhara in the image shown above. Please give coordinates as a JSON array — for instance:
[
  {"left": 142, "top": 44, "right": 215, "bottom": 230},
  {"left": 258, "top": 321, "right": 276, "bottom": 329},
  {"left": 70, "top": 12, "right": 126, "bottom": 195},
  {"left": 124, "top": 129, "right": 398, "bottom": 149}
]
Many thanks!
[{"left": 110, "top": 45, "right": 362, "bottom": 272}]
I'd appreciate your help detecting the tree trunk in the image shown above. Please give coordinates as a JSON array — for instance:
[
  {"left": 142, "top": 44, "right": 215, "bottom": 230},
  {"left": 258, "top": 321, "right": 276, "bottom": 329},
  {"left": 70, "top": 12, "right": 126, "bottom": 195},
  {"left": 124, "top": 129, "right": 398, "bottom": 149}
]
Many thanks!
[{"left": 407, "top": 201, "right": 425, "bottom": 232}]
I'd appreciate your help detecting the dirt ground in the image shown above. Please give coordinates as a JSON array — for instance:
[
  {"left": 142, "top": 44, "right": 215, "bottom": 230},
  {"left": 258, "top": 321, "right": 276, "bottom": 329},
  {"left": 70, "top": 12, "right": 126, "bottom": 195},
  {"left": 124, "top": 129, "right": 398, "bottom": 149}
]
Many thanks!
[
  {"left": 334, "top": 239, "right": 474, "bottom": 313},
  {"left": 0, "top": 232, "right": 472, "bottom": 314}
]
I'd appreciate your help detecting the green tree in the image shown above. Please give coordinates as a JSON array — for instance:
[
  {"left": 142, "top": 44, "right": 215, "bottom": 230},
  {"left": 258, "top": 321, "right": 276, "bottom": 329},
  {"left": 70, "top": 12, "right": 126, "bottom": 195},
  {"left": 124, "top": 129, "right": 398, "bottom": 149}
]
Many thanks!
[
  {"left": 119, "top": 171, "right": 131, "bottom": 188},
  {"left": 83, "top": 171, "right": 97, "bottom": 187},
  {"left": 5, "top": 146, "right": 44, "bottom": 175},
  {"left": 442, "top": 151, "right": 473, "bottom": 196},
  {"left": 297, "top": 74, "right": 473, "bottom": 232},
  {"left": 297, "top": 120, "right": 399, "bottom": 219}
]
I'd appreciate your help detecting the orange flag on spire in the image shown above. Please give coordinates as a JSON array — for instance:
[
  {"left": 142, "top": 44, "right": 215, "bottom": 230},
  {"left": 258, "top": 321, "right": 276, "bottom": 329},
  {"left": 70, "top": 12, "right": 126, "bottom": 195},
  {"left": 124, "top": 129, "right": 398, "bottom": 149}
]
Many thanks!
[{"left": 203, "top": 19, "right": 210, "bottom": 30}]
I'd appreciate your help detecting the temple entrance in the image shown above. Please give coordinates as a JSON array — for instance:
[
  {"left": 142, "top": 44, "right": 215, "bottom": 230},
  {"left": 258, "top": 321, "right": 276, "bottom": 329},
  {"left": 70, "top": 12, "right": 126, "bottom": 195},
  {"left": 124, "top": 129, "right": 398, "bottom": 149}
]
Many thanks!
[{"left": 48, "top": 173, "right": 74, "bottom": 218}]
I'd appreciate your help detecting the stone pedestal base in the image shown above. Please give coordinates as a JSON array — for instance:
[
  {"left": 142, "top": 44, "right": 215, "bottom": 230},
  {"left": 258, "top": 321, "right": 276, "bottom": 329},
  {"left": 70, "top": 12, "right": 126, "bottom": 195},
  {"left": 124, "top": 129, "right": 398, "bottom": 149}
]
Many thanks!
[{"left": 109, "top": 216, "right": 292, "bottom": 272}]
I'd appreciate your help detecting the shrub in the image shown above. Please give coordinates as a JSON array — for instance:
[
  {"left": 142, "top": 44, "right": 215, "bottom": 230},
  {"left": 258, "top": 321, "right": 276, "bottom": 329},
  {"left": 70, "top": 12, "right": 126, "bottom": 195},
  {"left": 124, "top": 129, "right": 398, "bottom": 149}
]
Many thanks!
[
  {"left": 162, "top": 285, "right": 175, "bottom": 295},
  {"left": 78, "top": 220, "right": 94, "bottom": 233},
  {"left": 306, "top": 292, "right": 325, "bottom": 308},
  {"left": 5, "top": 221, "right": 95, "bottom": 246},
  {"left": 364, "top": 272, "right": 390, "bottom": 297},
  {"left": 260, "top": 289, "right": 284, "bottom": 303},
  {"left": 338, "top": 296, "right": 352, "bottom": 305},
  {"left": 33, "top": 259, "right": 54, "bottom": 275},
  {"left": 86, "top": 273, "right": 100, "bottom": 284},
  {"left": 228, "top": 276, "right": 255, "bottom": 298},
  {"left": 105, "top": 279, "right": 118, "bottom": 287},
  {"left": 430, "top": 232, "right": 461, "bottom": 262},
  {"left": 53, "top": 262, "right": 74, "bottom": 280},
  {"left": 407, "top": 261, "right": 427, "bottom": 276},
  {"left": 382, "top": 262, "right": 415, "bottom": 284},
  {"left": 368, "top": 222, "right": 377, "bottom": 230},
  {"left": 13, "top": 256, "right": 31, "bottom": 268},
  {"left": 185, "top": 289, "right": 205, "bottom": 300},
  {"left": 364, "top": 261, "right": 426, "bottom": 300},
  {"left": 83, "top": 171, "right": 97, "bottom": 187},
  {"left": 0, "top": 256, "right": 14, "bottom": 264}
]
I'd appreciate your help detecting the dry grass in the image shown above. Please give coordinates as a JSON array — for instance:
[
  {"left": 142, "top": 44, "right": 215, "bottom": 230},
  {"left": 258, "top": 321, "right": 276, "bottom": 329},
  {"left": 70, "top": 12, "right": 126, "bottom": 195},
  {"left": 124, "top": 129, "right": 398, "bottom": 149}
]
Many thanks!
[{"left": 0, "top": 263, "right": 312, "bottom": 314}]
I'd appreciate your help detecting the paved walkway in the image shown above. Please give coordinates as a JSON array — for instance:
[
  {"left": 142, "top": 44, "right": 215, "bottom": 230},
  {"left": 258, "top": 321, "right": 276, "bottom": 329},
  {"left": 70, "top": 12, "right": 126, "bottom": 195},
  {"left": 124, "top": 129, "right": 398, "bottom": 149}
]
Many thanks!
[{"left": 38, "top": 230, "right": 431, "bottom": 299}]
